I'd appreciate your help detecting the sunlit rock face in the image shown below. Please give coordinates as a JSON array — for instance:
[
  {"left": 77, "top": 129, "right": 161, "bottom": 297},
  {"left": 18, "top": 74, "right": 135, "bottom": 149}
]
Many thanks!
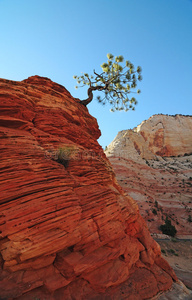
[
  {"left": 106, "top": 114, "right": 192, "bottom": 159},
  {"left": 0, "top": 77, "right": 177, "bottom": 299},
  {"left": 106, "top": 114, "right": 192, "bottom": 236}
]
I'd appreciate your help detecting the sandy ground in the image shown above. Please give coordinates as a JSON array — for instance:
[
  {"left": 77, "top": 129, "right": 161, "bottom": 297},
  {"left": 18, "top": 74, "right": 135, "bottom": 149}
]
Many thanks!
[{"left": 155, "top": 239, "right": 192, "bottom": 290}]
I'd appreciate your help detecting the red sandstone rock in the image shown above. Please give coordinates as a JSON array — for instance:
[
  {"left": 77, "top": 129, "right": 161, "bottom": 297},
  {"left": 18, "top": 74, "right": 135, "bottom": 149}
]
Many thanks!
[{"left": 0, "top": 76, "right": 177, "bottom": 299}]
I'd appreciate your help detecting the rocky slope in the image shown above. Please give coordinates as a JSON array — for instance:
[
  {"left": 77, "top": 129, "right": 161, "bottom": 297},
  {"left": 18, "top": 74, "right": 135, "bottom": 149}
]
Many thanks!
[
  {"left": 0, "top": 77, "right": 178, "bottom": 299},
  {"left": 105, "top": 114, "right": 192, "bottom": 236}
]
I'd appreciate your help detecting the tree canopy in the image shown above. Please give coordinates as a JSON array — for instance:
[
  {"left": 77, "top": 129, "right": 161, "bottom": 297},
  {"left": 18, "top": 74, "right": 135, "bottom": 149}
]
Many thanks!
[{"left": 73, "top": 53, "right": 142, "bottom": 112}]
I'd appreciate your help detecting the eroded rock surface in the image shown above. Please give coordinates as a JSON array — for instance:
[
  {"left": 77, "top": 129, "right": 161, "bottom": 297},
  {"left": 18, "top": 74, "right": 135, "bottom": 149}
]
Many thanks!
[
  {"left": 0, "top": 77, "right": 177, "bottom": 299},
  {"left": 106, "top": 114, "right": 192, "bottom": 159},
  {"left": 106, "top": 114, "right": 192, "bottom": 235}
]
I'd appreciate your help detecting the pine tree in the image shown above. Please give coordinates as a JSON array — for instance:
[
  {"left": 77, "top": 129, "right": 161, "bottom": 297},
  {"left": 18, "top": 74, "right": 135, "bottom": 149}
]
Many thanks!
[{"left": 73, "top": 53, "right": 142, "bottom": 112}]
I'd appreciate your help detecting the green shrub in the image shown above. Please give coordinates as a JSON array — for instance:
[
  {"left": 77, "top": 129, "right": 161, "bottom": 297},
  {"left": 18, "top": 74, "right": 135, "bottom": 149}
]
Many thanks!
[
  {"left": 56, "top": 146, "right": 76, "bottom": 168},
  {"left": 152, "top": 208, "right": 157, "bottom": 215},
  {"left": 168, "top": 249, "right": 175, "bottom": 254},
  {"left": 167, "top": 249, "right": 179, "bottom": 256},
  {"left": 155, "top": 200, "right": 159, "bottom": 208},
  {"left": 171, "top": 237, "right": 178, "bottom": 243},
  {"left": 160, "top": 217, "right": 177, "bottom": 237}
]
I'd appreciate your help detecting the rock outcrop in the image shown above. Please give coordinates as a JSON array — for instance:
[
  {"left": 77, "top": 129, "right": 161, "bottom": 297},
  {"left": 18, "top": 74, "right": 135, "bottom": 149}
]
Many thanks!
[
  {"left": 106, "top": 114, "right": 192, "bottom": 159},
  {"left": 0, "top": 77, "right": 177, "bottom": 299},
  {"left": 105, "top": 114, "right": 192, "bottom": 236}
]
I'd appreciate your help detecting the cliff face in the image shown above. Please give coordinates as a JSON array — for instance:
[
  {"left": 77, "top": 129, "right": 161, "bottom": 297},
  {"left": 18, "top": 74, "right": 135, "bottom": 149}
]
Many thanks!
[
  {"left": 106, "top": 114, "right": 192, "bottom": 160},
  {"left": 0, "top": 77, "right": 177, "bottom": 300},
  {"left": 106, "top": 114, "right": 192, "bottom": 236}
]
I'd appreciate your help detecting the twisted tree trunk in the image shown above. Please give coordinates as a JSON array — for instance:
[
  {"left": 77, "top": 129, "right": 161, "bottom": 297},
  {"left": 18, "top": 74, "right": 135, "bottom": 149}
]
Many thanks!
[
  {"left": 80, "top": 87, "right": 95, "bottom": 106},
  {"left": 81, "top": 85, "right": 105, "bottom": 106}
]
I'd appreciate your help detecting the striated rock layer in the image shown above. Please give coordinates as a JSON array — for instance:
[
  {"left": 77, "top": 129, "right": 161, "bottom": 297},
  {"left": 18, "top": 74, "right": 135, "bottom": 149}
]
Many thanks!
[
  {"left": 0, "top": 77, "right": 177, "bottom": 299},
  {"left": 106, "top": 114, "right": 192, "bottom": 236}
]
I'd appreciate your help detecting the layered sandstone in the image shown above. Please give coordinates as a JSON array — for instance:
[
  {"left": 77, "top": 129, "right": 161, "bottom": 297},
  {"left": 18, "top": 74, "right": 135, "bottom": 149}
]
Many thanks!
[
  {"left": 106, "top": 114, "right": 192, "bottom": 159},
  {"left": 106, "top": 115, "right": 192, "bottom": 236},
  {"left": 0, "top": 77, "right": 177, "bottom": 299}
]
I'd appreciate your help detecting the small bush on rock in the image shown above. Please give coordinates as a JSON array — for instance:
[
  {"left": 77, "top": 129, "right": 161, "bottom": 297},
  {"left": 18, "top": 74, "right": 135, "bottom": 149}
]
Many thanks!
[
  {"left": 160, "top": 217, "right": 177, "bottom": 237},
  {"left": 56, "top": 146, "right": 76, "bottom": 168},
  {"left": 152, "top": 208, "right": 157, "bottom": 215}
]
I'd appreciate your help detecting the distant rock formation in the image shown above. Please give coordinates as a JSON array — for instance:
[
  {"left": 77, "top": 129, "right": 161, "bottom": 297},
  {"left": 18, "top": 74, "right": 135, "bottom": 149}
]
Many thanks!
[
  {"left": 106, "top": 114, "right": 192, "bottom": 160},
  {"left": 0, "top": 77, "right": 177, "bottom": 299},
  {"left": 106, "top": 114, "right": 192, "bottom": 236}
]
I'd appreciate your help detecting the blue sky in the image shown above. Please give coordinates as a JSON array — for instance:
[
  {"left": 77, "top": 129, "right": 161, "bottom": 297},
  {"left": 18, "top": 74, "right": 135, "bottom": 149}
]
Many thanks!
[{"left": 0, "top": 0, "right": 192, "bottom": 148}]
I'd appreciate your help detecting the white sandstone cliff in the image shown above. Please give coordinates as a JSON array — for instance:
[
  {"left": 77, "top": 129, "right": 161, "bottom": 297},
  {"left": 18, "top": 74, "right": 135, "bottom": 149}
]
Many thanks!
[{"left": 105, "top": 114, "right": 192, "bottom": 236}]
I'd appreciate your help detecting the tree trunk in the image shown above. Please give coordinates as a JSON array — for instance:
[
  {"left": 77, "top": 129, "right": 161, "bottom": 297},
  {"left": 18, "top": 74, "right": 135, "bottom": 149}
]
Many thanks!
[
  {"left": 80, "top": 85, "right": 104, "bottom": 106},
  {"left": 80, "top": 87, "right": 94, "bottom": 106}
]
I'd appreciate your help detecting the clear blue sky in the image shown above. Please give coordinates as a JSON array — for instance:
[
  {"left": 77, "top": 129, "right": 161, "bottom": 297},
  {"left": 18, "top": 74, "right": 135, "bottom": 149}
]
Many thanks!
[{"left": 0, "top": 0, "right": 192, "bottom": 148}]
